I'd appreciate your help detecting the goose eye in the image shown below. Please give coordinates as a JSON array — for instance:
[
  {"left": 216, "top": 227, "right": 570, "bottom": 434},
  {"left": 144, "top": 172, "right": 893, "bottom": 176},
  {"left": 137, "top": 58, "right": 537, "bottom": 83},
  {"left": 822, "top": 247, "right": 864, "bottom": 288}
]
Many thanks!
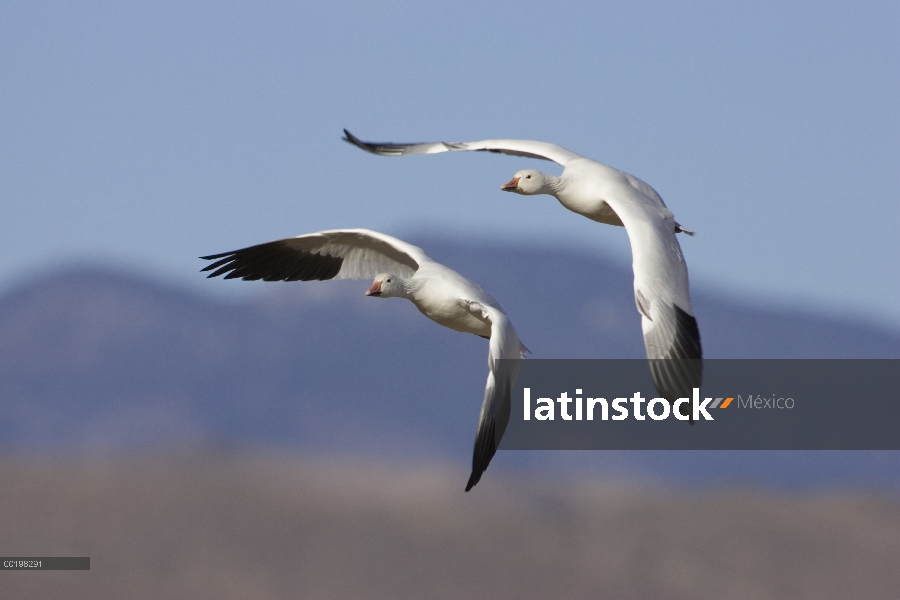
[
  {"left": 526, "top": 174, "right": 531, "bottom": 179},
  {"left": 387, "top": 278, "right": 392, "bottom": 283}
]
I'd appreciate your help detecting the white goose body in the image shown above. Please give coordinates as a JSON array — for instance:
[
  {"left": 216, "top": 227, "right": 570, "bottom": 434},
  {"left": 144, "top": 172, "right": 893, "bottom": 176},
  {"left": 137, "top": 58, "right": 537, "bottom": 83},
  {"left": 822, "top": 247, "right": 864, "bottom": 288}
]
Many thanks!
[
  {"left": 405, "top": 262, "right": 497, "bottom": 337},
  {"left": 344, "top": 131, "right": 701, "bottom": 401},
  {"left": 201, "top": 228, "right": 526, "bottom": 491}
]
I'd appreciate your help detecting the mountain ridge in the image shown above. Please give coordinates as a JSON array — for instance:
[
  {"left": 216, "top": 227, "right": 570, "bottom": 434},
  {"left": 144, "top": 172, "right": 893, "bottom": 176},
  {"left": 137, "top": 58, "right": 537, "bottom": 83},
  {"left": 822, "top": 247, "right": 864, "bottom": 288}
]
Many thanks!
[{"left": 1, "top": 238, "right": 897, "bottom": 487}]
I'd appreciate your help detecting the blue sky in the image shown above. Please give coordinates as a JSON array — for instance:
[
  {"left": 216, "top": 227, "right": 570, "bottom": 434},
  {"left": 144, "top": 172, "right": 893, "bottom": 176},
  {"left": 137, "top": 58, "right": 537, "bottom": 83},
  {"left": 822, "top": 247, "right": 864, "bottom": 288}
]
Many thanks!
[{"left": 1, "top": 1, "right": 898, "bottom": 330}]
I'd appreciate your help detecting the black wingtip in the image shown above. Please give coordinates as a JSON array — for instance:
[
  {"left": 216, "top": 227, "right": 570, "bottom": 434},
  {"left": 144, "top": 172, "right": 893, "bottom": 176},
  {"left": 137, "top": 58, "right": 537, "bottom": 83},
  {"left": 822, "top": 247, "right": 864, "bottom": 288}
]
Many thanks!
[
  {"left": 342, "top": 128, "right": 366, "bottom": 149},
  {"left": 342, "top": 128, "right": 392, "bottom": 156},
  {"left": 673, "top": 306, "right": 702, "bottom": 361},
  {"left": 198, "top": 241, "right": 344, "bottom": 282},
  {"left": 466, "top": 417, "right": 501, "bottom": 493},
  {"left": 646, "top": 305, "right": 703, "bottom": 407},
  {"left": 199, "top": 251, "right": 233, "bottom": 261}
]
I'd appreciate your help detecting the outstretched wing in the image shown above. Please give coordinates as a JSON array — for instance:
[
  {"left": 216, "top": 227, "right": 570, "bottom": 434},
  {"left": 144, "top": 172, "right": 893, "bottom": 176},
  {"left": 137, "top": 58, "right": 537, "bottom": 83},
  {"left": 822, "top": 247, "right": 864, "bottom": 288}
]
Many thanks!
[
  {"left": 608, "top": 189, "right": 703, "bottom": 402},
  {"left": 343, "top": 129, "right": 582, "bottom": 166},
  {"left": 200, "top": 228, "right": 428, "bottom": 281},
  {"left": 461, "top": 300, "right": 527, "bottom": 492}
]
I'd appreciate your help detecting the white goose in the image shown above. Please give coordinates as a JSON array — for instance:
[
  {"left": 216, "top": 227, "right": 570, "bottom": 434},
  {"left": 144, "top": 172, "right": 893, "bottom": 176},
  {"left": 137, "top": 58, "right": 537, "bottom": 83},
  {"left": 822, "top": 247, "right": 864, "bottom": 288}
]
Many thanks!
[
  {"left": 343, "top": 130, "right": 702, "bottom": 402},
  {"left": 201, "top": 228, "right": 527, "bottom": 491}
]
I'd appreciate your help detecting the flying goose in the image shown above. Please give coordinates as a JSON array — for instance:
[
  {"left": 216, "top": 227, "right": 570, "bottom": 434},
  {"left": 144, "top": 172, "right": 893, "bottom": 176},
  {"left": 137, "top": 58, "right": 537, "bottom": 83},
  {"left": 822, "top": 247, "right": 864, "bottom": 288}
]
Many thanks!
[
  {"left": 201, "top": 228, "right": 527, "bottom": 490},
  {"left": 343, "top": 131, "right": 702, "bottom": 404}
]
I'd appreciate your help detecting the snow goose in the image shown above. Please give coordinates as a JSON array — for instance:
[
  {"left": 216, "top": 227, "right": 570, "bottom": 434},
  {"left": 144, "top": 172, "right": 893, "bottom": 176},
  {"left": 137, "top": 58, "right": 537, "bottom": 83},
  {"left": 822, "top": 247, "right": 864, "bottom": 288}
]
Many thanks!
[
  {"left": 201, "top": 228, "right": 527, "bottom": 491},
  {"left": 343, "top": 130, "right": 702, "bottom": 403}
]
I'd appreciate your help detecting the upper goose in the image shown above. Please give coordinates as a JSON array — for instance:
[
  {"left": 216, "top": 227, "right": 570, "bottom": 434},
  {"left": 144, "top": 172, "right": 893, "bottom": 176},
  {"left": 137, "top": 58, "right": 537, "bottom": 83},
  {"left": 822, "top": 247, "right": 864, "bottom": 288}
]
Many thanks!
[
  {"left": 343, "top": 130, "right": 701, "bottom": 403},
  {"left": 201, "top": 228, "right": 527, "bottom": 491}
]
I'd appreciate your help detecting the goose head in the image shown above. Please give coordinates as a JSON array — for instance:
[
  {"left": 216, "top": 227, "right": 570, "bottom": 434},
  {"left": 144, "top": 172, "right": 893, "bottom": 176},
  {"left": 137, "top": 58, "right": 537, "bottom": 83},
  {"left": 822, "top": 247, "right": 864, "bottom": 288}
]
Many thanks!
[
  {"left": 501, "top": 169, "right": 546, "bottom": 195},
  {"left": 365, "top": 273, "right": 402, "bottom": 298}
]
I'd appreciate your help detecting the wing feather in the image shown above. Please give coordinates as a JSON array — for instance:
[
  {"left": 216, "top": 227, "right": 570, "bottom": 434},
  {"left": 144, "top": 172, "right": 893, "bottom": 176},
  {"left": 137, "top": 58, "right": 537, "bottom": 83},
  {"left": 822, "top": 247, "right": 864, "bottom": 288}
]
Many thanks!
[
  {"left": 344, "top": 129, "right": 582, "bottom": 166},
  {"left": 200, "top": 228, "right": 428, "bottom": 282},
  {"left": 604, "top": 188, "right": 702, "bottom": 402},
  {"left": 644, "top": 304, "right": 702, "bottom": 402},
  {"left": 462, "top": 301, "right": 527, "bottom": 492}
]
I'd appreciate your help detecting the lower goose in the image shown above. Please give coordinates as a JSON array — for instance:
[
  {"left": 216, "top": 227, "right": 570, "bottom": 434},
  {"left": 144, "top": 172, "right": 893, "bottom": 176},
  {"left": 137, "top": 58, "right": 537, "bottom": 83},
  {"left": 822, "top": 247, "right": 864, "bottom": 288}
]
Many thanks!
[{"left": 201, "top": 228, "right": 527, "bottom": 491}]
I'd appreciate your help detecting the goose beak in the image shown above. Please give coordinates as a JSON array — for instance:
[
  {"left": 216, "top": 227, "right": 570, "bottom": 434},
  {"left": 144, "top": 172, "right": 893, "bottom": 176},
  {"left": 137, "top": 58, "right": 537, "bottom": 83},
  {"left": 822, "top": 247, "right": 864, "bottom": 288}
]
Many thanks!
[
  {"left": 500, "top": 177, "right": 520, "bottom": 192},
  {"left": 365, "top": 281, "right": 383, "bottom": 296}
]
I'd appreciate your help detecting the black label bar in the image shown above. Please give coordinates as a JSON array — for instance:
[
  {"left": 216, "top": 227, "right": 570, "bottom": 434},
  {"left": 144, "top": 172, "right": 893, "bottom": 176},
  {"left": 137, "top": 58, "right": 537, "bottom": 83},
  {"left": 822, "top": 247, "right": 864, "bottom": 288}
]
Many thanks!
[{"left": 1, "top": 557, "right": 90, "bottom": 570}]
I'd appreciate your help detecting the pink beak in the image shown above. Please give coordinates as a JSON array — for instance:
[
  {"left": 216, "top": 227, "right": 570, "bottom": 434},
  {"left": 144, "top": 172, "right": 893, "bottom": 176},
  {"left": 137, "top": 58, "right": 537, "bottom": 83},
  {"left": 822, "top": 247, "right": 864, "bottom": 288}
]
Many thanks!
[
  {"left": 365, "top": 280, "right": 383, "bottom": 296},
  {"left": 500, "top": 177, "right": 519, "bottom": 192},
  {"left": 500, "top": 177, "right": 520, "bottom": 191}
]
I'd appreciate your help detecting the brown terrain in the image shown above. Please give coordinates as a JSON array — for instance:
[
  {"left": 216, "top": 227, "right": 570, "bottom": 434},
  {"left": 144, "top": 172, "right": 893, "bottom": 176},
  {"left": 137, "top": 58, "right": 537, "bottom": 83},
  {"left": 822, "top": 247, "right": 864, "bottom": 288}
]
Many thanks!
[{"left": 1, "top": 452, "right": 897, "bottom": 599}]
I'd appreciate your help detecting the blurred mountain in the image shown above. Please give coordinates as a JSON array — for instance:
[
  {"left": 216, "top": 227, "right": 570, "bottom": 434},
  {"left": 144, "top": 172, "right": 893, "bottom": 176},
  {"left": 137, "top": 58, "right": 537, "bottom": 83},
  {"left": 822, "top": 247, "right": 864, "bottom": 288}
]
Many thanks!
[{"left": 1, "top": 238, "right": 898, "bottom": 486}]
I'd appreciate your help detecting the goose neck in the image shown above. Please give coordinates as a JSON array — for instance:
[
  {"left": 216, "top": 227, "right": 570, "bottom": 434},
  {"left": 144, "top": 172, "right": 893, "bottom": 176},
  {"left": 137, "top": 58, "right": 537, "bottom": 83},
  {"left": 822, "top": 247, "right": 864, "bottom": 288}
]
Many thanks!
[{"left": 543, "top": 173, "right": 566, "bottom": 196}]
